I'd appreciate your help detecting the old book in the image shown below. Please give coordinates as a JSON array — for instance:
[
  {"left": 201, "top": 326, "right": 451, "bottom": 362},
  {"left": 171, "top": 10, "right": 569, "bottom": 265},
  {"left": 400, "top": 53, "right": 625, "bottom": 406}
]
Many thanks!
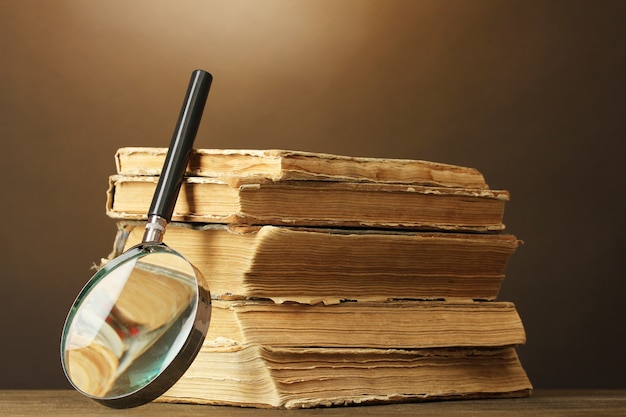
[
  {"left": 111, "top": 221, "right": 520, "bottom": 302},
  {"left": 106, "top": 176, "right": 509, "bottom": 231},
  {"left": 159, "top": 344, "right": 531, "bottom": 408},
  {"left": 203, "top": 299, "right": 525, "bottom": 349},
  {"left": 156, "top": 300, "right": 529, "bottom": 407},
  {"left": 115, "top": 147, "right": 489, "bottom": 189}
]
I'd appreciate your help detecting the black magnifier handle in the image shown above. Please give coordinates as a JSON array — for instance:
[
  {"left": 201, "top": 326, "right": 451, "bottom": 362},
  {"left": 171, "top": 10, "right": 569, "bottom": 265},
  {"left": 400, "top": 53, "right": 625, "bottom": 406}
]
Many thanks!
[
  {"left": 143, "top": 70, "right": 212, "bottom": 243},
  {"left": 149, "top": 69, "right": 213, "bottom": 222}
]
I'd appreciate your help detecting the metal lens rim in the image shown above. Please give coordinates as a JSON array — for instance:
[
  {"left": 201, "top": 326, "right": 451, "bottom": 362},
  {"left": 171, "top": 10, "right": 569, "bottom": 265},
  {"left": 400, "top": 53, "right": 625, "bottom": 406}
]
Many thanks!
[{"left": 60, "top": 243, "right": 211, "bottom": 408}]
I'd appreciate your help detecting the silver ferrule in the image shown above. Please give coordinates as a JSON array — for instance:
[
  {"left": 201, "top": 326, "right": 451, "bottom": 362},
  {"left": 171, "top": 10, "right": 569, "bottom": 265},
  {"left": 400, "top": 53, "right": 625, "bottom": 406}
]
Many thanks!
[{"left": 142, "top": 215, "right": 168, "bottom": 243}]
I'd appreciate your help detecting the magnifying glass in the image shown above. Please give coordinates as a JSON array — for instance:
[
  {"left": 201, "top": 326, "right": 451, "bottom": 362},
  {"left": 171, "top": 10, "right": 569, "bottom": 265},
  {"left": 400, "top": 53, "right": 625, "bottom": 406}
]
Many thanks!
[{"left": 60, "top": 70, "right": 213, "bottom": 408}]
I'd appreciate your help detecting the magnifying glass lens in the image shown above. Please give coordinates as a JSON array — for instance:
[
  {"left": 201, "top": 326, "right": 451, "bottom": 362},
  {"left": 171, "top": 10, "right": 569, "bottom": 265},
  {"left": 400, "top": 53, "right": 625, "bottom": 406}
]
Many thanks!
[{"left": 61, "top": 243, "right": 209, "bottom": 403}]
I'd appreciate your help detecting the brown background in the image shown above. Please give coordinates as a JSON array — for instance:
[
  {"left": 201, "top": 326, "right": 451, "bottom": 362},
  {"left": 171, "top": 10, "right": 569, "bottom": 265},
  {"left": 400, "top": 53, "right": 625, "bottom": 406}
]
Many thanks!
[{"left": 0, "top": 0, "right": 624, "bottom": 389}]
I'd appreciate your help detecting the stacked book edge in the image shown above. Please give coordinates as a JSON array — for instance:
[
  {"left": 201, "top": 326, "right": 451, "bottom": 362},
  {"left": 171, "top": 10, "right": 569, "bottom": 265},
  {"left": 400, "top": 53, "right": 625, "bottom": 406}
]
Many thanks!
[{"left": 102, "top": 147, "right": 531, "bottom": 408}]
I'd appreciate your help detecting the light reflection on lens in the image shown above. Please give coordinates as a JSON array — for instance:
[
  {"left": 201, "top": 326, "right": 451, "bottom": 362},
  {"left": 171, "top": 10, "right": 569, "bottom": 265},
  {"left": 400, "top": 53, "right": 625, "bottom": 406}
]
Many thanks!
[{"left": 61, "top": 245, "right": 199, "bottom": 399}]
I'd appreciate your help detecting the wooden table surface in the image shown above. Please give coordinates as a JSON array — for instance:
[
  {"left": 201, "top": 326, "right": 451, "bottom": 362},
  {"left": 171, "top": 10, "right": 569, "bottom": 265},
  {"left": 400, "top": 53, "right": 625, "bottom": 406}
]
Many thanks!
[{"left": 0, "top": 390, "right": 624, "bottom": 416}]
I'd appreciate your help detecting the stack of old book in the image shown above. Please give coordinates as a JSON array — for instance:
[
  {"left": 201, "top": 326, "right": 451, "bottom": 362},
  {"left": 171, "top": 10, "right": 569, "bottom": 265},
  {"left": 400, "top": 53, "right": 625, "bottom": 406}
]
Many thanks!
[{"left": 104, "top": 147, "right": 531, "bottom": 408}]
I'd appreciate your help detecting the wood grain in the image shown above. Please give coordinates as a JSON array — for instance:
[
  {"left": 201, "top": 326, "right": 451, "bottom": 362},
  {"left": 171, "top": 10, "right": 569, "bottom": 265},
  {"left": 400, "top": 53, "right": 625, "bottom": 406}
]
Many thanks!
[{"left": 0, "top": 390, "right": 624, "bottom": 417}]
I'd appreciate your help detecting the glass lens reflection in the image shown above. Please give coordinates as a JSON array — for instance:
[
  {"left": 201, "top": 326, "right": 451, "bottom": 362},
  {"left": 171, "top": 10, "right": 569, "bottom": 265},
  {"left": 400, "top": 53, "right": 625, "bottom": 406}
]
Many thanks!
[{"left": 62, "top": 245, "right": 199, "bottom": 399}]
